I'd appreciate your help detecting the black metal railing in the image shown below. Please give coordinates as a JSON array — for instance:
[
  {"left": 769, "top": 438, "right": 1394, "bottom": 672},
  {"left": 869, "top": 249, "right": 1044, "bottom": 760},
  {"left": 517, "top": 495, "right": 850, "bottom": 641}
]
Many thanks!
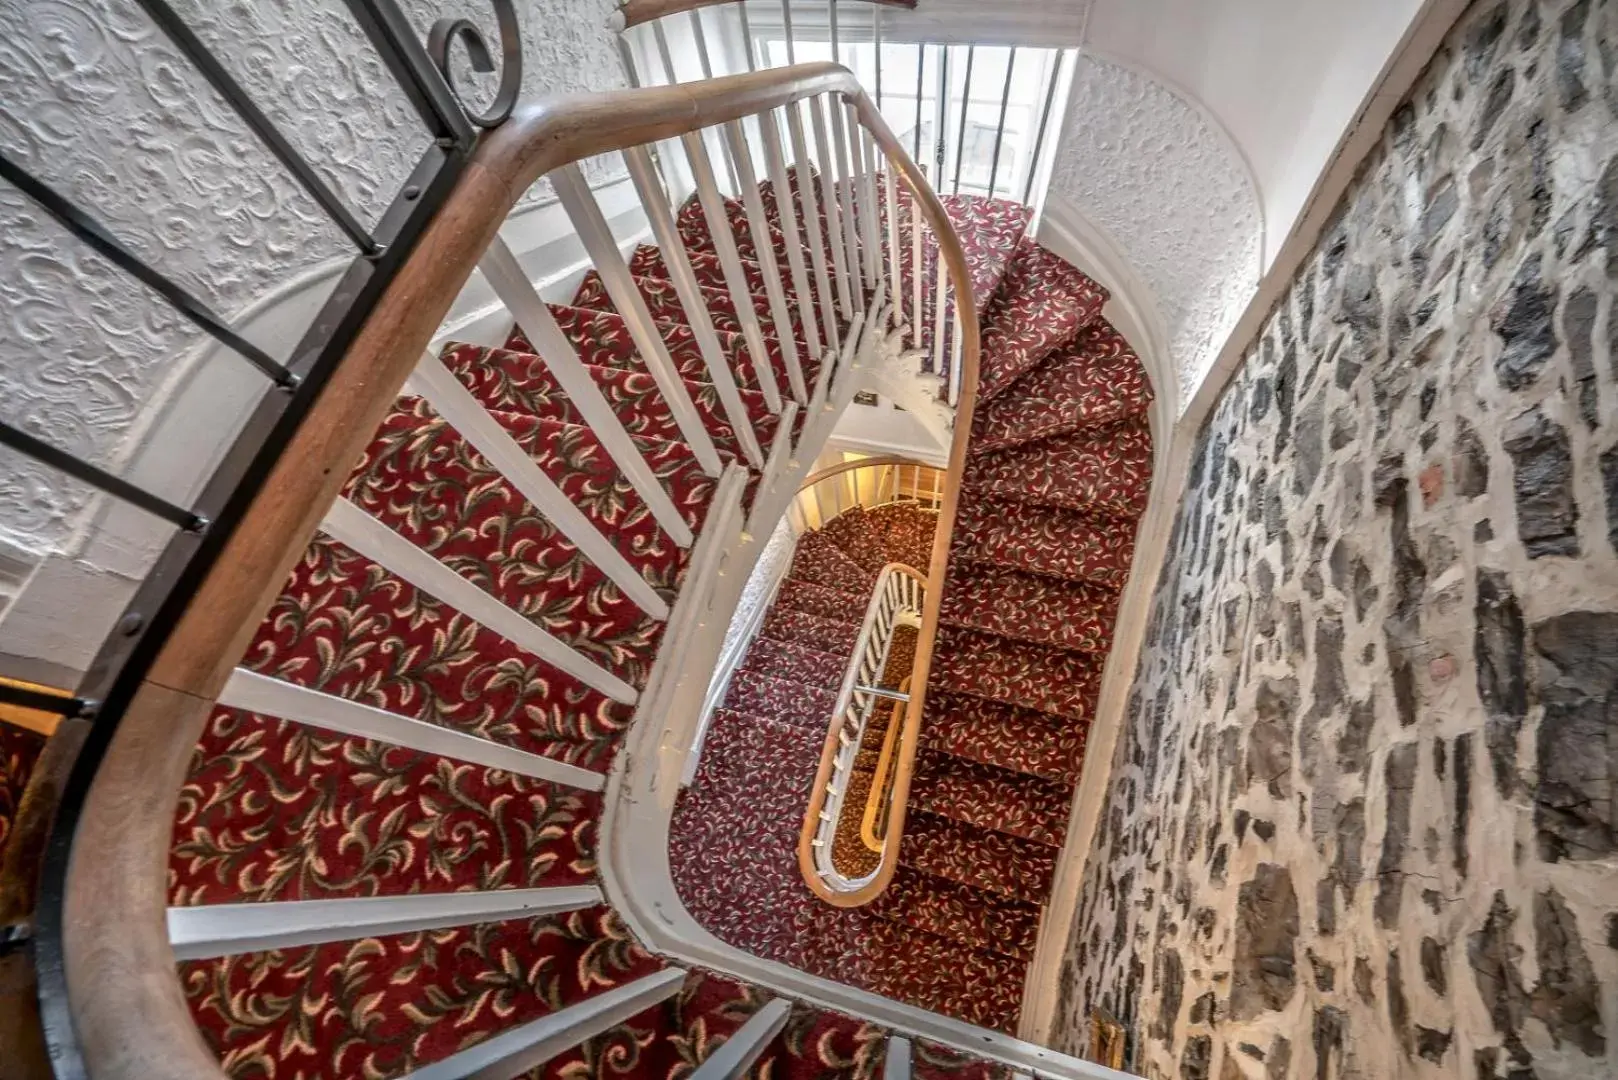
[{"left": 0, "top": 2, "right": 518, "bottom": 1076}]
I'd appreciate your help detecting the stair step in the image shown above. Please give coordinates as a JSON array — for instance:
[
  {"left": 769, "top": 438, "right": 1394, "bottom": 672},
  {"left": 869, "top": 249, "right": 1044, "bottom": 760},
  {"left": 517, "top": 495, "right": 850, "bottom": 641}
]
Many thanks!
[
  {"left": 870, "top": 865, "right": 1042, "bottom": 960},
  {"left": 346, "top": 396, "right": 714, "bottom": 690},
  {"left": 629, "top": 242, "right": 783, "bottom": 302},
  {"left": 978, "top": 242, "right": 1109, "bottom": 402},
  {"left": 963, "top": 414, "right": 1154, "bottom": 520},
  {"left": 748, "top": 1002, "right": 896, "bottom": 1079},
  {"left": 930, "top": 626, "right": 1102, "bottom": 721},
  {"left": 939, "top": 564, "right": 1122, "bottom": 653},
  {"left": 722, "top": 669, "right": 838, "bottom": 730},
  {"left": 863, "top": 501, "right": 939, "bottom": 574},
  {"left": 761, "top": 607, "right": 862, "bottom": 657},
  {"left": 181, "top": 906, "right": 662, "bottom": 1077},
  {"left": 234, "top": 535, "right": 629, "bottom": 771},
  {"left": 909, "top": 749, "right": 1070, "bottom": 846},
  {"left": 921, "top": 690, "right": 1087, "bottom": 784},
  {"left": 899, "top": 810, "right": 1056, "bottom": 903},
  {"left": 951, "top": 496, "right": 1139, "bottom": 589},
  {"left": 866, "top": 918, "right": 1026, "bottom": 1034},
  {"left": 505, "top": 304, "right": 781, "bottom": 405},
  {"left": 788, "top": 530, "right": 878, "bottom": 596},
  {"left": 741, "top": 637, "right": 846, "bottom": 692},
  {"left": 440, "top": 341, "right": 776, "bottom": 467},
  {"left": 170, "top": 708, "right": 601, "bottom": 906},
  {"left": 939, "top": 194, "right": 1034, "bottom": 312},
  {"left": 814, "top": 506, "right": 892, "bottom": 574},
  {"left": 774, "top": 577, "right": 868, "bottom": 622},
  {"left": 973, "top": 318, "right": 1154, "bottom": 453}
]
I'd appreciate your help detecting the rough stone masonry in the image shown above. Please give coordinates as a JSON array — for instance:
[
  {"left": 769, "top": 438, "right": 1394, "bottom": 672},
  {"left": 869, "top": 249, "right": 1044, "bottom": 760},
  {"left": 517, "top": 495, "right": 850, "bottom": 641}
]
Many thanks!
[{"left": 1053, "top": 1, "right": 1618, "bottom": 1076}]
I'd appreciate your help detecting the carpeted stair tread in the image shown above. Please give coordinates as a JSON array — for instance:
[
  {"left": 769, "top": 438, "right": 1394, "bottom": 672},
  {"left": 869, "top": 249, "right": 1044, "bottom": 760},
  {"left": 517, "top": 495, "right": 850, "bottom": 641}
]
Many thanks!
[
  {"left": 742, "top": 637, "right": 846, "bottom": 692},
  {"left": 675, "top": 192, "right": 806, "bottom": 280},
  {"left": 746, "top": 1003, "right": 890, "bottom": 1080},
  {"left": 345, "top": 397, "right": 709, "bottom": 690},
  {"left": 930, "top": 626, "right": 1102, "bottom": 721},
  {"left": 549, "top": 297, "right": 799, "bottom": 406},
  {"left": 182, "top": 906, "right": 662, "bottom": 1079},
  {"left": 531, "top": 970, "right": 771, "bottom": 1080},
  {"left": 912, "top": 1039, "right": 1017, "bottom": 1080},
  {"left": 722, "top": 669, "right": 838, "bottom": 730},
  {"left": 900, "top": 810, "right": 1057, "bottom": 903},
  {"left": 963, "top": 414, "right": 1154, "bottom": 520},
  {"left": 775, "top": 577, "right": 868, "bottom": 622},
  {"left": 865, "top": 919, "right": 1025, "bottom": 1033},
  {"left": 629, "top": 242, "right": 782, "bottom": 302},
  {"left": 951, "top": 496, "right": 1139, "bottom": 588},
  {"left": 939, "top": 564, "right": 1122, "bottom": 653},
  {"left": 788, "top": 530, "right": 877, "bottom": 595},
  {"left": 973, "top": 319, "right": 1153, "bottom": 453},
  {"left": 440, "top": 340, "right": 777, "bottom": 466},
  {"left": 939, "top": 195, "right": 1034, "bottom": 311},
  {"left": 978, "top": 242, "right": 1109, "bottom": 402},
  {"left": 814, "top": 507, "right": 893, "bottom": 575},
  {"left": 761, "top": 607, "right": 862, "bottom": 657},
  {"left": 864, "top": 501, "right": 939, "bottom": 573},
  {"left": 235, "top": 537, "right": 631, "bottom": 771},
  {"left": 909, "top": 749, "right": 1070, "bottom": 846},
  {"left": 921, "top": 691, "right": 1088, "bottom": 784},
  {"left": 869, "top": 865, "right": 1042, "bottom": 960},
  {"left": 170, "top": 708, "right": 599, "bottom": 906}
]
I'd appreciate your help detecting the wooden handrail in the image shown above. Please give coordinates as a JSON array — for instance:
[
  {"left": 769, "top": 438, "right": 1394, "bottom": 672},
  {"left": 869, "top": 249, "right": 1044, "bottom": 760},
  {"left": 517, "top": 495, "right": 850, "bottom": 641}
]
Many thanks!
[
  {"left": 797, "top": 454, "right": 932, "bottom": 492},
  {"left": 58, "top": 62, "right": 977, "bottom": 1080},
  {"left": 860, "top": 676, "right": 909, "bottom": 851},
  {"left": 796, "top": 91, "right": 981, "bottom": 908},
  {"left": 618, "top": 0, "right": 918, "bottom": 31}
]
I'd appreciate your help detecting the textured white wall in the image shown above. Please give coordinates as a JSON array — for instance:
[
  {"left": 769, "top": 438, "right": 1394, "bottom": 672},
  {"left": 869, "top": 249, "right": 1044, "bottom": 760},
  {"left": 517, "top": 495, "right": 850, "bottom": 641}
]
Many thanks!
[
  {"left": 1047, "top": 53, "right": 1263, "bottom": 411},
  {"left": 0, "top": 0, "right": 627, "bottom": 558}
]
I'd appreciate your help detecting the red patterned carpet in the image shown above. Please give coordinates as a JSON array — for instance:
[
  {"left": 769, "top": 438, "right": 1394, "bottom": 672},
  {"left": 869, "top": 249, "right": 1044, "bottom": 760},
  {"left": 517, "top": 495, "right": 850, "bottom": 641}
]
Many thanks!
[
  {"left": 670, "top": 201, "right": 1154, "bottom": 1035},
  {"left": 0, "top": 720, "right": 47, "bottom": 863},
  {"left": 162, "top": 176, "right": 1026, "bottom": 1079}
]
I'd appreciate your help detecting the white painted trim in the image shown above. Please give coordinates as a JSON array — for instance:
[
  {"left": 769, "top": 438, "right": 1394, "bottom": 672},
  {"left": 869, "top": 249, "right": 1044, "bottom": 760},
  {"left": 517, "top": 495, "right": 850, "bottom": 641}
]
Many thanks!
[
  {"left": 320, "top": 498, "right": 638, "bottom": 704},
  {"left": 219, "top": 668, "right": 606, "bottom": 793},
  {"left": 885, "top": 1037, "right": 913, "bottom": 1080},
  {"left": 409, "top": 352, "right": 671, "bottom": 621},
  {"left": 400, "top": 968, "right": 689, "bottom": 1080},
  {"left": 725, "top": 120, "right": 809, "bottom": 405},
  {"left": 166, "top": 886, "right": 602, "bottom": 961},
  {"left": 688, "top": 998, "right": 793, "bottom": 1080}
]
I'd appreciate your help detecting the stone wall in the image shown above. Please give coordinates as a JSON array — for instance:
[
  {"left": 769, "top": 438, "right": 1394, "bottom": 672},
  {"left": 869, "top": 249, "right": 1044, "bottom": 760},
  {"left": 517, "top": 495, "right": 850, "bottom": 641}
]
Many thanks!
[{"left": 1053, "top": 1, "right": 1618, "bottom": 1077}]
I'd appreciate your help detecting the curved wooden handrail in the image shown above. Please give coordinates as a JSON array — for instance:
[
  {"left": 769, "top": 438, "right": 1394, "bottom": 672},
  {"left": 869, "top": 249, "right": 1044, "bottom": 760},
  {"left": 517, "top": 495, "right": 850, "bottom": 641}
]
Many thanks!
[
  {"left": 860, "top": 676, "right": 909, "bottom": 851},
  {"left": 58, "top": 60, "right": 978, "bottom": 1080},
  {"left": 618, "top": 0, "right": 918, "bottom": 31},
  {"left": 797, "top": 454, "right": 933, "bottom": 493},
  {"left": 796, "top": 95, "right": 981, "bottom": 908}
]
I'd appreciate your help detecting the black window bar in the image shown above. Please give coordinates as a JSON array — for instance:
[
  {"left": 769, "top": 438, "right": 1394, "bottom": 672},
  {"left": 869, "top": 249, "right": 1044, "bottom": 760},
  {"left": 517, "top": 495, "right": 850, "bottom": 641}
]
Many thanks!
[{"left": 20, "top": 2, "right": 521, "bottom": 1077}]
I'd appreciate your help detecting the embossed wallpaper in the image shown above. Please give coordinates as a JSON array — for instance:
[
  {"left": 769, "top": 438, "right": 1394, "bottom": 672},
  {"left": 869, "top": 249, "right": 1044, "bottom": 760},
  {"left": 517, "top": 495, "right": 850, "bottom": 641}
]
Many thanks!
[{"left": 0, "top": 0, "right": 628, "bottom": 557}]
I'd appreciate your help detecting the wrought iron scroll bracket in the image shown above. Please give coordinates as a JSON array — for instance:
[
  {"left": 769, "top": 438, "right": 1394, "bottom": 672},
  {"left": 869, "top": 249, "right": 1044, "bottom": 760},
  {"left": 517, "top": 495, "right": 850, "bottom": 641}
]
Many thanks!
[{"left": 427, "top": 0, "right": 523, "bottom": 129}]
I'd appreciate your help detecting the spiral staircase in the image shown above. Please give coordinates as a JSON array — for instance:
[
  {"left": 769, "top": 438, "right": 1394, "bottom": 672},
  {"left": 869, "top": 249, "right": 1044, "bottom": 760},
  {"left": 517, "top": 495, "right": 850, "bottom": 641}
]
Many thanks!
[{"left": 0, "top": 4, "right": 1156, "bottom": 1079}]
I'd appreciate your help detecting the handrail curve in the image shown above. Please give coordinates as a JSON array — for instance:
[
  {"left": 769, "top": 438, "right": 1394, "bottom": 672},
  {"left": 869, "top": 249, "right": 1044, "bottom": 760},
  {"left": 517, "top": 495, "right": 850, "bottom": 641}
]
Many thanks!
[{"left": 53, "top": 60, "right": 980, "bottom": 1080}]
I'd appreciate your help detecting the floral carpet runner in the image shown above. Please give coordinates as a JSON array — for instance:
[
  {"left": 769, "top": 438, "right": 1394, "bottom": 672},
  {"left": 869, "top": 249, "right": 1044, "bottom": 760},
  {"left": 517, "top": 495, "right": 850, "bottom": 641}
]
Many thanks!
[
  {"left": 163, "top": 178, "right": 1020, "bottom": 1079},
  {"left": 670, "top": 202, "right": 1154, "bottom": 1034}
]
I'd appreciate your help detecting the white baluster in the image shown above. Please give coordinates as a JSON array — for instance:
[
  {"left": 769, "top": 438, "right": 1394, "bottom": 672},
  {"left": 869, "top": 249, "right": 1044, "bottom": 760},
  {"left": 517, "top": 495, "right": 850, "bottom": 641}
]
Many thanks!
[
  {"left": 827, "top": 97, "right": 864, "bottom": 304},
  {"left": 687, "top": 1000, "right": 793, "bottom": 1080},
  {"left": 652, "top": 20, "right": 677, "bottom": 83},
  {"left": 479, "top": 238, "right": 696, "bottom": 548},
  {"left": 949, "top": 307, "right": 964, "bottom": 406},
  {"left": 321, "top": 497, "right": 638, "bottom": 703},
  {"left": 623, "top": 145, "right": 767, "bottom": 466},
  {"left": 724, "top": 120, "right": 806, "bottom": 404},
  {"left": 757, "top": 108, "right": 823, "bottom": 361},
  {"left": 910, "top": 177, "right": 924, "bottom": 350},
  {"left": 410, "top": 351, "right": 673, "bottom": 616},
  {"left": 808, "top": 95, "right": 854, "bottom": 317},
  {"left": 787, "top": 102, "right": 840, "bottom": 352},
  {"left": 552, "top": 165, "right": 724, "bottom": 477},
  {"left": 682, "top": 131, "right": 784, "bottom": 413},
  {"left": 930, "top": 248, "right": 948, "bottom": 380},
  {"left": 884, "top": 156, "right": 901, "bottom": 336}
]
